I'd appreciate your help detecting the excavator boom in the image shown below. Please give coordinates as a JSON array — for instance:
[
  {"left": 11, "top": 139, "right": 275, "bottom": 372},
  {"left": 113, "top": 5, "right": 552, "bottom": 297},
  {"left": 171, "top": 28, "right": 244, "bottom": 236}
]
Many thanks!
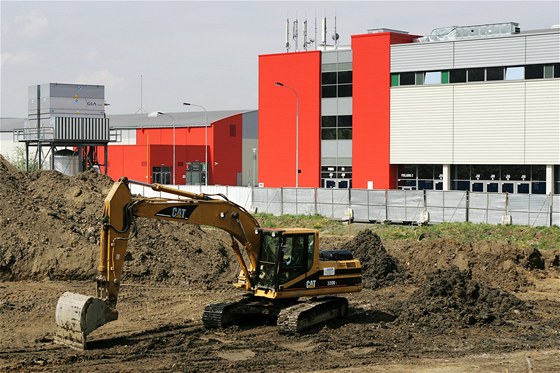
[{"left": 55, "top": 178, "right": 262, "bottom": 348}]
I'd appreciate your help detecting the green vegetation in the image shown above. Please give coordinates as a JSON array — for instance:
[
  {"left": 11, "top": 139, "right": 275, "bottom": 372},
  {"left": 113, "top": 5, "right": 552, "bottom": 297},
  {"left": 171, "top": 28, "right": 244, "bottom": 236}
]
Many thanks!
[
  {"left": 5, "top": 146, "right": 38, "bottom": 172},
  {"left": 254, "top": 213, "right": 560, "bottom": 251}
]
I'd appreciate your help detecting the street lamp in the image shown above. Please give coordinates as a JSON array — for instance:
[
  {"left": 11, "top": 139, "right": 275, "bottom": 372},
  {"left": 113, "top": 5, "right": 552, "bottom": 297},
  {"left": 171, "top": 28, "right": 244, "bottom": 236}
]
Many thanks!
[
  {"left": 275, "top": 81, "right": 299, "bottom": 188},
  {"left": 182, "top": 102, "right": 208, "bottom": 186},
  {"left": 252, "top": 147, "right": 257, "bottom": 187},
  {"left": 147, "top": 111, "right": 176, "bottom": 185}
]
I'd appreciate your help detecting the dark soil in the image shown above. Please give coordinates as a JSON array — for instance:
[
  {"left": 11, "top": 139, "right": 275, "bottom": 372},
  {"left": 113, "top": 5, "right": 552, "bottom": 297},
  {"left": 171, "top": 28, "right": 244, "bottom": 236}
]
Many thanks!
[
  {"left": 394, "top": 266, "right": 529, "bottom": 329},
  {"left": 337, "top": 229, "right": 407, "bottom": 289}
]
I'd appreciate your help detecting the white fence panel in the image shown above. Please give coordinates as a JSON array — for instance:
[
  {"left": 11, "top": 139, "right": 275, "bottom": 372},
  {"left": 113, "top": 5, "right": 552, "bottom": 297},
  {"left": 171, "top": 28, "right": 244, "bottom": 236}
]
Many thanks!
[
  {"left": 131, "top": 184, "right": 558, "bottom": 227},
  {"left": 350, "top": 189, "right": 369, "bottom": 222},
  {"left": 553, "top": 195, "right": 560, "bottom": 227},
  {"left": 253, "top": 187, "right": 282, "bottom": 215},
  {"left": 387, "top": 190, "right": 424, "bottom": 223}
]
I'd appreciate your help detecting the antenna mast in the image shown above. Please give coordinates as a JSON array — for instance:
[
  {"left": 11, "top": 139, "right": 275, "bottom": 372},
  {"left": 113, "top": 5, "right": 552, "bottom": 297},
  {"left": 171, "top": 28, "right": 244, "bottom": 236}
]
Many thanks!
[
  {"left": 285, "top": 18, "right": 290, "bottom": 52},
  {"left": 293, "top": 19, "right": 299, "bottom": 52},
  {"left": 135, "top": 75, "right": 147, "bottom": 114},
  {"left": 332, "top": 16, "right": 340, "bottom": 49}
]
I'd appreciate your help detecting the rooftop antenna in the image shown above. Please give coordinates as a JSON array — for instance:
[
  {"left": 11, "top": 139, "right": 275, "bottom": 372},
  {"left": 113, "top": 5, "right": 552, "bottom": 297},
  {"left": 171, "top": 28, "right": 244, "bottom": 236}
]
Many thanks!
[
  {"left": 314, "top": 14, "right": 318, "bottom": 49},
  {"left": 293, "top": 19, "right": 299, "bottom": 52},
  {"left": 321, "top": 17, "right": 327, "bottom": 50},
  {"left": 135, "top": 75, "right": 147, "bottom": 114},
  {"left": 303, "top": 19, "right": 315, "bottom": 51},
  {"left": 285, "top": 18, "right": 290, "bottom": 52},
  {"left": 332, "top": 16, "right": 340, "bottom": 49}
]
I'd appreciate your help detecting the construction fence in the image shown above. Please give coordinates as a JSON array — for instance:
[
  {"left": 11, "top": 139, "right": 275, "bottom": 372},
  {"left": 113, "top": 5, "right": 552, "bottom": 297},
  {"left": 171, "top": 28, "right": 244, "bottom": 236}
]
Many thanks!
[{"left": 130, "top": 184, "right": 560, "bottom": 228}]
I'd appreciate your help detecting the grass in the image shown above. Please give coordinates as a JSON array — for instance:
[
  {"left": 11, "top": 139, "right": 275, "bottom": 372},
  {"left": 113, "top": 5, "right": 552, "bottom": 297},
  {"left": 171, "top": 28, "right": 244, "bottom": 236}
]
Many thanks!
[{"left": 254, "top": 213, "right": 560, "bottom": 251}]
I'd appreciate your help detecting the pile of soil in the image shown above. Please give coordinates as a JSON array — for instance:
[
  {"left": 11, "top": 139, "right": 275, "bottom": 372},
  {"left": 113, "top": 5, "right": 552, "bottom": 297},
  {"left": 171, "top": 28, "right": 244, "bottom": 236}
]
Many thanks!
[
  {"left": 338, "top": 229, "right": 406, "bottom": 289},
  {"left": 394, "top": 266, "right": 529, "bottom": 329},
  {"left": 0, "top": 155, "right": 237, "bottom": 288},
  {"left": 387, "top": 238, "right": 558, "bottom": 291}
]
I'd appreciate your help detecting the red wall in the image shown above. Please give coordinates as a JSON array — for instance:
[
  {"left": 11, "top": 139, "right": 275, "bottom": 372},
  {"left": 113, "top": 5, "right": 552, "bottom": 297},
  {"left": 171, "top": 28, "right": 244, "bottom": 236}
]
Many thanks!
[
  {"left": 351, "top": 32, "right": 416, "bottom": 189},
  {"left": 258, "top": 51, "right": 321, "bottom": 188},
  {"left": 100, "top": 114, "right": 242, "bottom": 185},
  {"left": 213, "top": 114, "right": 243, "bottom": 185}
]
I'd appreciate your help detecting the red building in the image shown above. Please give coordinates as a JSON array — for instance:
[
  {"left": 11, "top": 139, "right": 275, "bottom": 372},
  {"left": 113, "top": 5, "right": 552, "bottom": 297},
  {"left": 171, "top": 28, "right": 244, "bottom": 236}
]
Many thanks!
[
  {"left": 100, "top": 110, "right": 258, "bottom": 186},
  {"left": 258, "top": 30, "right": 417, "bottom": 189}
]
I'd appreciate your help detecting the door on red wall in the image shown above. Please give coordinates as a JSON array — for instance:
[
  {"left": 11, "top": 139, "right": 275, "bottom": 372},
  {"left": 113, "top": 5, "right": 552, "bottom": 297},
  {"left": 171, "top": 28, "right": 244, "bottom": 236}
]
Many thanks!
[
  {"left": 186, "top": 162, "right": 207, "bottom": 185},
  {"left": 153, "top": 167, "right": 171, "bottom": 184}
]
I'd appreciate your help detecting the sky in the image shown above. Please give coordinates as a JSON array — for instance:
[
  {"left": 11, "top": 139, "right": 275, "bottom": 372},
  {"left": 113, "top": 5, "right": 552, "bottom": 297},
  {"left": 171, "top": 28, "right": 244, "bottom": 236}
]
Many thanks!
[{"left": 1, "top": 0, "right": 559, "bottom": 118}]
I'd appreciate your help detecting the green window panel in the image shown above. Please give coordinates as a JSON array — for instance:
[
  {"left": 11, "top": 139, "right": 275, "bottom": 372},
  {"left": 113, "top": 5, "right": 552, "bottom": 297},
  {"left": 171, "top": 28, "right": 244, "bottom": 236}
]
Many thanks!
[
  {"left": 391, "top": 74, "right": 399, "bottom": 87},
  {"left": 441, "top": 71, "right": 449, "bottom": 84}
]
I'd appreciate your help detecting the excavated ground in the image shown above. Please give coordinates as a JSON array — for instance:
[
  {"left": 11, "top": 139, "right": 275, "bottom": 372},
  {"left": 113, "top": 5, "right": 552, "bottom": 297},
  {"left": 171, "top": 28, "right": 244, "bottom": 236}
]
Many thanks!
[{"left": 1, "top": 155, "right": 559, "bottom": 372}]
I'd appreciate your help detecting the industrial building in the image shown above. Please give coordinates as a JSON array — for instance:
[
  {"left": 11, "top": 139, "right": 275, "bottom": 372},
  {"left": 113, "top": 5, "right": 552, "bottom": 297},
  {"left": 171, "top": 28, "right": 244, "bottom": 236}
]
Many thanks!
[
  {"left": 258, "top": 22, "right": 560, "bottom": 194},
  {"left": 2, "top": 83, "right": 257, "bottom": 186},
  {"left": 2, "top": 22, "right": 558, "bottom": 195}
]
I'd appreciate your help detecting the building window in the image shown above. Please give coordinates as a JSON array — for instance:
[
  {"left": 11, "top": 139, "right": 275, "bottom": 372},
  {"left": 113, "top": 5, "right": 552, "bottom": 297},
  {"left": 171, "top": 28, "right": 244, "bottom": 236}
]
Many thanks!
[
  {"left": 451, "top": 165, "right": 547, "bottom": 194},
  {"left": 229, "top": 124, "right": 236, "bottom": 137},
  {"left": 525, "top": 64, "right": 544, "bottom": 79},
  {"left": 400, "top": 72, "right": 415, "bottom": 85},
  {"left": 505, "top": 66, "right": 524, "bottom": 80},
  {"left": 397, "top": 164, "right": 443, "bottom": 190},
  {"left": 321, "top": 69, "right": 352, "bottom": 98},
  {"left": 467, "top": 68, "right": 485, "bottom": 82},
  {"left": 450, "top": 69, "right": 467, "bottom": 83},
  {"left": 392, "top": 62, "right": 558, "bottom": 89},
  {"left": 424, "top": 71, "right": 442, "bottom": 85},
  {"left": 321, "top": 115, "right": 352, "bottom": 140},
  {"left": 486, "top": 67, "right": 504, "bottom": 81},
  {"left": 544, "top": 65, "right": 554, "bottom": 79},
  {"left": 555, "top": 165, "right": 560, "bottom": 194}
]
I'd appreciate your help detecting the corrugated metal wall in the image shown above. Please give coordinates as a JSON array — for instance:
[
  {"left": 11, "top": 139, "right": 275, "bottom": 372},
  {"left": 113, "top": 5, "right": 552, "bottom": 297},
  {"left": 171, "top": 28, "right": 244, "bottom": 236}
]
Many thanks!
[
  {"left": 391, "top": 32, "right": 559, "bottom": 71},
  {"left": 526, "top": 33, "right": 560, "bottom": 64},
  {"left": 390, "top": 85, "right": 454, "bottom": 164},
  {"left": 453, "top": 37, "right": 526, "bottom": 68},
  {"left": 54, "top": 117, "right": 110, "bottom": 141},
  {"left": 453, "top": 82, "right": 525, "bottom": 164},
  {"left": 391, "top": 42, "right": 454, "bottom": 72},
  {"left": 390, "top": 79, "right": 560, "bottom": 165},
  {"left": 525, "top": 80, "right": 560, "bottom": 164}
]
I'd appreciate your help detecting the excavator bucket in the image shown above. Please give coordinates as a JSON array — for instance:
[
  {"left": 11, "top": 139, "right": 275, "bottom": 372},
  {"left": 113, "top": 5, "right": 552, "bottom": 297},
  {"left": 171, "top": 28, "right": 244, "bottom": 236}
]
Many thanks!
[{"left": 54, "top": 292, "right": 118, "bottom": 350}]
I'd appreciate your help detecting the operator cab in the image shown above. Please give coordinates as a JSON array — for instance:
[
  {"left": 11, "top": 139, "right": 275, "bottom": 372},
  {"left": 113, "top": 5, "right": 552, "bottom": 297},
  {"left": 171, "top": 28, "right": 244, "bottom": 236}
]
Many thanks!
[{"left": 254, "top": 228, "right": 316, "bottom": 292}]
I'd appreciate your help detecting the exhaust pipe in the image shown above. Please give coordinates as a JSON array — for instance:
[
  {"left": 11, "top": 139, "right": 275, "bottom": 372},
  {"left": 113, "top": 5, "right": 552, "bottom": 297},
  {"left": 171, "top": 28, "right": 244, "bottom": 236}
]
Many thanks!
[{"left": 54, "top": 292, "right": 118, "bottom": 350}]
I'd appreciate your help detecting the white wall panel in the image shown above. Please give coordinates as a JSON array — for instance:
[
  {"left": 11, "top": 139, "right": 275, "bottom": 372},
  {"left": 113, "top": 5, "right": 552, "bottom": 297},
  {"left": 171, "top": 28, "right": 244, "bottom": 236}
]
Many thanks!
[
  {"left": 526, "top": 33, "right": 560, "bottom": 64},
  {"left": 390, "top": 85, "right": 454, "bottom": 163},
  {"left": 525, "top": 80, "right": 560, "bottom": 163},
  {"left": 454, "top": 37, "right": 525, "bottom": 68},
  {"left": 453, "top": 82, "right": 525, "bottom": 163},
  {"left": 391, "top": 42, "right": 454, "bottom": 72}
]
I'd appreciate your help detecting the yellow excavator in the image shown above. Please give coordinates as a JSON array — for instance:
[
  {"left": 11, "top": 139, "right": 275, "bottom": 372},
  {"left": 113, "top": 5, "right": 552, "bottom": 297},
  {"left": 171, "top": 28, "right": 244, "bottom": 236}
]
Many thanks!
[{"left": 55, "top": 177, "right": 362, "bottom": 349}]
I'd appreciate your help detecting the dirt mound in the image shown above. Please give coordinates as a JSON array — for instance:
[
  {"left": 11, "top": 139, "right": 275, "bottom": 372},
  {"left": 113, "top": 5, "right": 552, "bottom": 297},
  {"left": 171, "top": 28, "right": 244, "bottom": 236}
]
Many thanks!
[
  {"left": 338, "top": 229, "right": 406, "bottom": 289},
  {"left": 394, "top": 266, "right": 528, "bottom": 329},
  {"left": 385, "top": 238, "right": 552, "bottom": 291},
  {"left": 0, "top": 155, "right": 237, "bottom": 288}
]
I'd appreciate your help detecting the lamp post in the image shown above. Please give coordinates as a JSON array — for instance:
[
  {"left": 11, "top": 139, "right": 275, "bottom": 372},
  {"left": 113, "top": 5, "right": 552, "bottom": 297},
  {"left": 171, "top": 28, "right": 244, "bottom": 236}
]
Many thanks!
[
  {"left": 182, "top": 102, "right": 208, "bottom": 186},
  {"left": 147, "top": 111, "right": 176, "bottom": 185},
  {"left": 252, "top": 147, "right": 257, "bottom": 187},
  {"left": 275, "top": 81, "right": 299, "bottom": 188}
]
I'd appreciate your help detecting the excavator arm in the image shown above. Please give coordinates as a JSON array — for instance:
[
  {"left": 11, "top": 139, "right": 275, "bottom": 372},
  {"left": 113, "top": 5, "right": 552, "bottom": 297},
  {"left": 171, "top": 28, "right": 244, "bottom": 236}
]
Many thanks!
[{"left": 55, "top": 178, "right": 262, "bottom": 349}]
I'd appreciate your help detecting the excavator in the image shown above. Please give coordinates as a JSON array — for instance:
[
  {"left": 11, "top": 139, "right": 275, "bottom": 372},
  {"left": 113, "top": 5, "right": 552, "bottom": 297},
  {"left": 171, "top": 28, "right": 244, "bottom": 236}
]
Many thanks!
[{"left": 55, "top": 177, "right": 362, "bottom": 349}]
